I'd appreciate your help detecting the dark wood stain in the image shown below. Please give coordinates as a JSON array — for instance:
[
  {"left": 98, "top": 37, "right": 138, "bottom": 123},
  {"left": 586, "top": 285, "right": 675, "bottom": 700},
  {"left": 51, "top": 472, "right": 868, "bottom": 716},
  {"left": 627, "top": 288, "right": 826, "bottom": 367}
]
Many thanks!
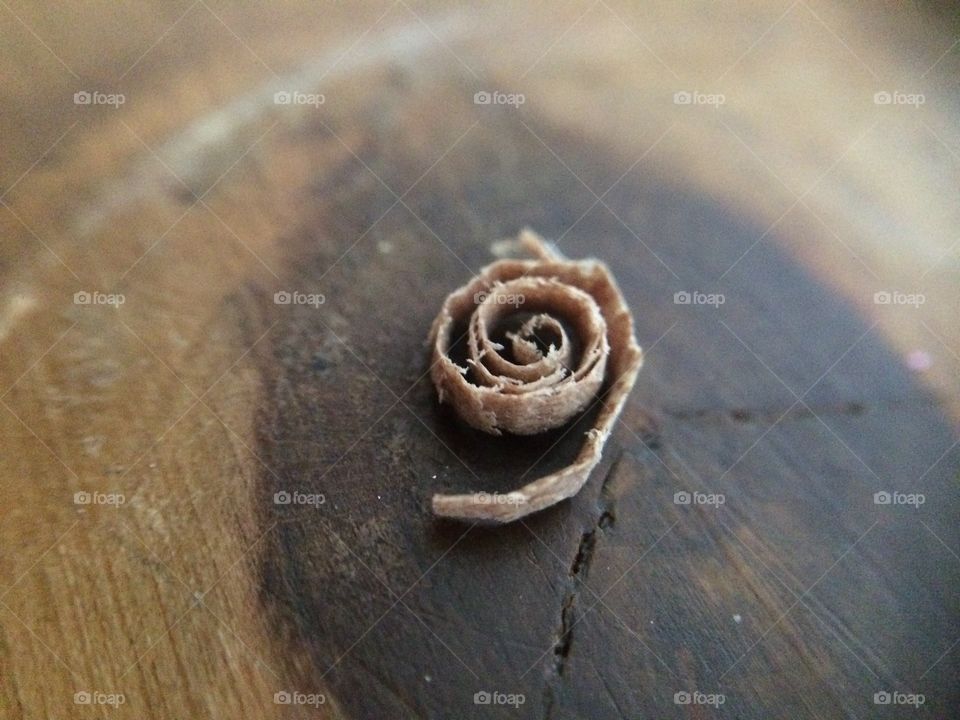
[{"left": 240, "top": 97, "right": 959, "bottom": 719}]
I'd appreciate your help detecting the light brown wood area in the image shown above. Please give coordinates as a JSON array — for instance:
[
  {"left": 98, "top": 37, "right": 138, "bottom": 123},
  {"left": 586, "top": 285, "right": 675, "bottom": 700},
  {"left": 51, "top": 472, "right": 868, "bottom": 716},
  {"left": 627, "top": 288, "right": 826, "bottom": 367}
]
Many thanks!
[{"left": 1, "top": 2, "right": 958, "bottom": 718}]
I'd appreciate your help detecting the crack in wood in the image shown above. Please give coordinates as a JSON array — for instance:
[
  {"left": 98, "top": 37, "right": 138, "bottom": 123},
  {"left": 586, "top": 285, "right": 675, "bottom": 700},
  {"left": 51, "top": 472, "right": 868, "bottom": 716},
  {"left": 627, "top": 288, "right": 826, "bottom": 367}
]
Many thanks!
[
  {"left": 659, "top": 397, "right": 950, "bottom": 426},
  {"left": 542, "top": 449, "right": 627, "bottom": 719}
]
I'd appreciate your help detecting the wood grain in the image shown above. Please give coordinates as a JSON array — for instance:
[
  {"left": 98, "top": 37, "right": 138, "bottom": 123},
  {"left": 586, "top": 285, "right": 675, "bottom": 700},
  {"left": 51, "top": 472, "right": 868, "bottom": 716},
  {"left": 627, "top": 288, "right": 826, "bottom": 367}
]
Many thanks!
[{"left": 1, "top": 1, "right": 958, "bottom": 718}]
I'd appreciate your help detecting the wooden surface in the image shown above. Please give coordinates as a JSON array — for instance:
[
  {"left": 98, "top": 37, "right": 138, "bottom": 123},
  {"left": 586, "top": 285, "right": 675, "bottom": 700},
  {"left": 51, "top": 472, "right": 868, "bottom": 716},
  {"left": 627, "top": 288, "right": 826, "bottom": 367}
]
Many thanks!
[{"left": 1, "top": 1, "right": 959, "bottom": 718}]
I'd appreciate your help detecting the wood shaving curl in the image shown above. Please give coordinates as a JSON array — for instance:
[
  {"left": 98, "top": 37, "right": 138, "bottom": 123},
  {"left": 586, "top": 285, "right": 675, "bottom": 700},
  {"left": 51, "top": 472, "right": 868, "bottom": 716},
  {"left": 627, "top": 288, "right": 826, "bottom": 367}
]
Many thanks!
[{"left": 429, "top": 229, "right": 644, "bottom": 523}]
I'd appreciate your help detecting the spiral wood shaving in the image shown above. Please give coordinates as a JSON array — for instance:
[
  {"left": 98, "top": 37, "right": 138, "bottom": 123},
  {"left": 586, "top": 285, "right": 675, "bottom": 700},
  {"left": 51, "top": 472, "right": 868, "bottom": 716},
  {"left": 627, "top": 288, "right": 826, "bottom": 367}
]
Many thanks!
[{"left": 429, "top": 229, "right": 643, "bottom": 523}]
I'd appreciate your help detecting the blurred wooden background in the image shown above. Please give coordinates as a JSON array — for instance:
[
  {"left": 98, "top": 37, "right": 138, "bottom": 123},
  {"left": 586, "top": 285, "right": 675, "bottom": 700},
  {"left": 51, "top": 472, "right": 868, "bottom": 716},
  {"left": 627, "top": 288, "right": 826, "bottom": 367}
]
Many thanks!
[{"left": 1, "top": 1, "right": 958, "bottom": 718}]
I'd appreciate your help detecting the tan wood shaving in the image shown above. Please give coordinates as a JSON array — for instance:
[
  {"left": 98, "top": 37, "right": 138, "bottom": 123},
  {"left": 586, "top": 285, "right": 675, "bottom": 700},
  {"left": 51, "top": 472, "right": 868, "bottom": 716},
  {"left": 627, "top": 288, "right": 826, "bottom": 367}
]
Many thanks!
[{"left": 428, "top": 229, "right": 644, "bottom": 523}]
